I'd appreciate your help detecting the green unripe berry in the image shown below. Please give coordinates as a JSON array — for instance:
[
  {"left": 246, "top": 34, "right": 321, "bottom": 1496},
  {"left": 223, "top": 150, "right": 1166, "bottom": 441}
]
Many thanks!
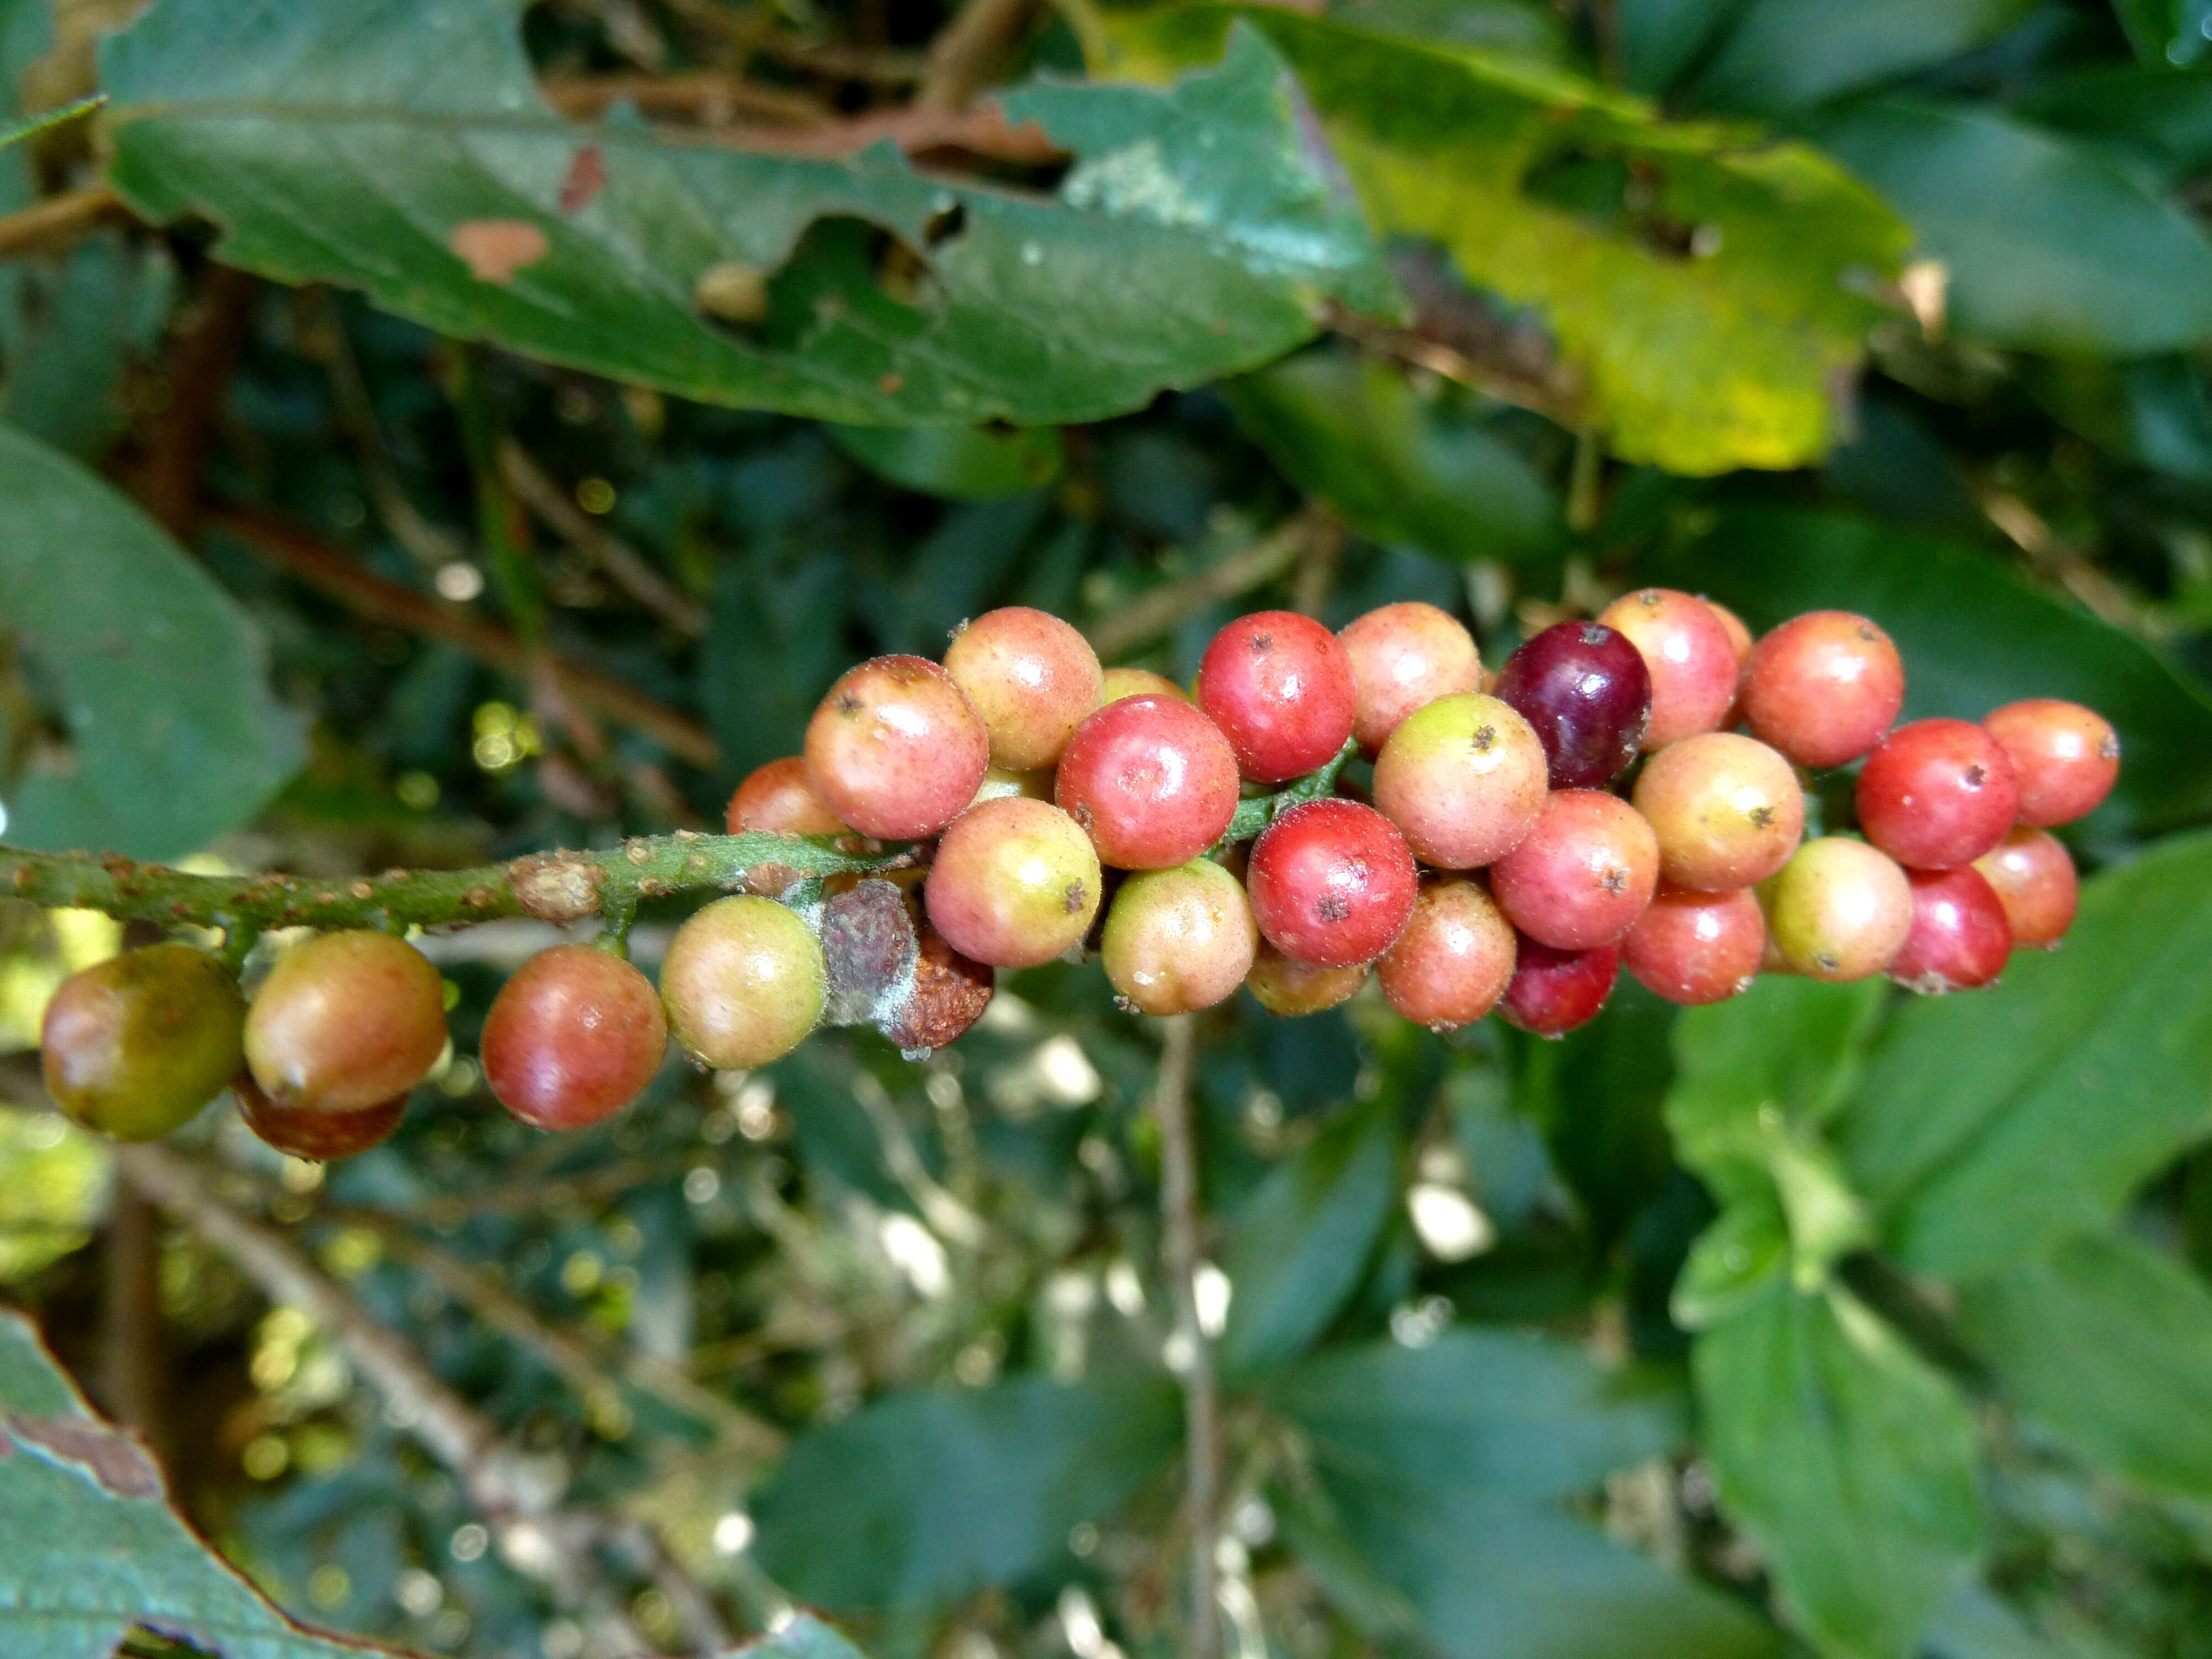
[
  {"left": 1760, "top": 837, "right": 1912, "bottom": 982},
  {"left": 1101, "top": 858, "right": 1258, "bottom": 1015},
  {"left": 660, "top": 896, "right": 827, "bottom": 1069},
  {"left": 41, "top": 943, "right": 246, "bottom": 1141}
]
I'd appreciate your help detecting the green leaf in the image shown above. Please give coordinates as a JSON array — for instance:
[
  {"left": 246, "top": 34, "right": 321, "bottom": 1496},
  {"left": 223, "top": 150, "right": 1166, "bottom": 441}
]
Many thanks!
[
  {"left": 1835, "top": 832, "right": 2212, "bottom": 1281},
  {"left": 827, "top": 422, "right": 1065, "bottom": 501},
  {"left": 1673, "top": 1192, "right": 1788, "bottom": 1329},
  {"left": 1808, "top": 98, "right": 2212, "bottom": 356},
  {"left": 752, "top": 1374, "right": 1180, "bottom": 1614},
  {"left": 1322, "top": 0, "right": 1575, "bottom": 62},
  {"left": 1222, "top": 348, "right": 1563, "bottom": 567},
  {"left": 101, "top": 2, "right": 1395, "bottom": 427},
  {"left": 1694, "top": 1285, "right": 1985, "bottom": 1659},
  {"left": 1104, "top": 7, "right": 1909, "bottom": 476},
  {"left": 1643, "top": 509, "right": 2212, "bottom": 837},
  {"left": 1616, "top": 0, "right": 1753, "bottom": 93},
  {"left": 2109, "top": 0, "right": 2212, "bottom": 69},
  {"left": 2017, "top": 354, "right": 2212, "bottom": 488},
  {"left": 1218, "top": 1097, "right": 1400, "bottom": 1377},
  {"left": 2, "top": 235, "right": 176, "bottom": 458},
  {"left": 0, "top": 1308, "right": 399, "bottom": 1657},
  {"left": 0, "top": 425, "right": 305, "bottom": 859},
  {"left": 1954, "top": 1231, "right": 2212, "bottom": 1501},
  {"left": 1923, "top": 1584, "right": 2144, "bottom": 1659},
  {"left": 1686, "top": 0, "right": 2036, "bottom": 114},
  {"left": 2011, "top": 66, "right": 2212, "bottom": 189}
]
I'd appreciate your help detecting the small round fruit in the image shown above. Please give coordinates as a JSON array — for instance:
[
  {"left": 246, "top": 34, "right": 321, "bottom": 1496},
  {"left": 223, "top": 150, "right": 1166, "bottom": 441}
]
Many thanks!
[
  {"left": 1972, "top": 827, "right": 2078, "bottom": 948},
  {"left": 1623, "top": 886, "right": 1764, "bottom": 1006},
  {"left": 1983, "top": 699, "right": 2120, "bottom": 827},
  {"left": 726, "top": 757, "right": 846, "bottom": 837},
  {"left": 1597, "top": 588, "right": 1738, "bottom": 748},
  {"left": 1709, "top": 599, "right": 1754, "bottom": 728},
  {"left": 804, "top": 655, "right": 989, "bottom": 840},
  {"left": 483, "top": 945, "right": 669, "bottom": 1131},
  {"left": 1246, "top": 800, "right": 1419, "bottom": 967},
  {"left": 1055, "top": 693, "right": 1240, "bottom": 869},
  {"left": 1376, "top": 880, "right": 1517, "bottom": 1030},
  {"left": 1100, "top": 667, "right": 1187, "bottom": 705},
  {"left": 1888, "top": 867, "right": 2011, "bottom": 994},
  {"left": 1101, "top": 859, "right": 1258, "bottom": 1014},
  {"left": 1490, "top": 790, "right": 1661, "bottom": 950},
  {"left": 246, "top": 932, "right": 447, "bottom": 1114},
  {"left": 1371, "top": 693, "right": 1548, "bottom": 869},
  {"left": 236, "top": 1076, "right": 404, "bottom": 1161},
  {"left": 1631, "top": 732, "right": 1804, "bottom": 890},
  {"left": 1760, "top": 837, "right": 1913, "bottom": 982},
  {"left": 1197, "top": 610, "right": 1358, "bottom": 782},
  {"left": 925, "top": 797, "right": 1103, "bottom": 968},
  {"left": 660, "top": 896, "right": 826, "bottom": 1069},
  {"left": 879, "top": 922, "right": 995, "bottom": 1055},
  {"left": 1497, "top": 939, "right": 1619, "bottom": 1037},
  {"left": 1493, "top": 620, "right": 1652, "bottom": 788},
  {"left": 943, "top": 606, "right": 1104, "bottom": 770},
  {"left": 1338, "top": 602, "right": 1485, "bottom": 754},
  {"left": 41, "top": 944, "right": 246, "bottom": 1141},
  {"left": 1743, "top": 611, "right": 1903, "bottom": 769},
  {"left": 1245, "top": 943, "right": 1368, "bottom": 1016},
  {"left": 1855, "top": 718, "right": 2020, "bottom": 870},
  {"left": 972, "top": 765, "right": 1055, "bottom": 806}
]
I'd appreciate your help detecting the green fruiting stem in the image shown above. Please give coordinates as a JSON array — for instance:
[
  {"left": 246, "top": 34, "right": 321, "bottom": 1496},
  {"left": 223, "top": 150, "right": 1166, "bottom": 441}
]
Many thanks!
[{"left": 1214, "top": 737, "right": 1358, "bottom": 851}]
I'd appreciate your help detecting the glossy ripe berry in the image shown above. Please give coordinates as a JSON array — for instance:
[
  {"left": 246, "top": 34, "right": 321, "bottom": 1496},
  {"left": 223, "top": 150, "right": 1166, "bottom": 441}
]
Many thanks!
[
  {"left": 804, "top": 655, "right": 989, "bottom": 840},
  {"left": 1100, "top": 667, "right": 1187, "bottom": 705},
  {"left": 1055, "top": 693, "right": 1240, "bottom": 869},
  {"left": 1197, "top": 610, "right": 1358, "bottom": 783},
  {"left": 1743, "top": 611, "right": 1903, "bottom": 769},
  {"left": 1497, "top": 938, "right": 1619, "bottom": 1037},
  {"left": 1246, "top": 799, "right": 1419, "bottom": 967},
  {"left": 1596, "top": 588, "right": 1738, "bottom": 749},
  {"left": 41, "top": 944, "right": 247, "bottom": 1141},
  {"left": 1631, "top": 732, "right": 1804, "bottom": 890},
  {"left": 943, "top": 606, "right": 1104, "bottom": 771},
  {"left": 247, "top": 931, "right": 447, "bottom": 1114},
  {"left": 1972, "top": 827, "right": 2078, "bottom": 948},
  {"left": 1623, "top": 887, "right": 1764, "bottom": 1006},
  {"left": 925, "top": 797, "right": 1103, "bottom": 968},
  {"left": 1244, "top": 942, "right": 1368, "bottom": 1017},
  {"left": 1376, "top": 880, "right": 1517, "bottom": 1030},
  {"left": 1760, "top": 837, "right": 1913, "bottom": 982},
  {"left": 1101, "top": 859, "right": 1258, "bottom": 1015},
  {"left": 1490, "top": 790, "right": 1660, "bottom": 950},
  {"left": 727, "top": 756, "right": 847, "bottom": 837},
  {"left": 236, "top": 1076, "right": 404, "bottom": 1161},
  {"left": 483, "top": 945, "right": 669, "bottom": 1131},
  {"left": 1889, "top": 867, "right": 2011, "bottom": 994},
  {"left": 1337, "top": 601, "right": 1485, "bottom": 754},
  {"left": 1983, "top": 699, "right": 2120, "bottom": 827},
  {"left": 660, "top": 896, "right": 826, "bottom": 1069},
  {"left": 1370, "top": 693, "right": 1548, "bottom": 870},
  {"left": 1493, "top": 620, "right": 1652, "bottom": 788},
  {"left": 1855, "top": 718, "right": 2020, "bottom": 869}
]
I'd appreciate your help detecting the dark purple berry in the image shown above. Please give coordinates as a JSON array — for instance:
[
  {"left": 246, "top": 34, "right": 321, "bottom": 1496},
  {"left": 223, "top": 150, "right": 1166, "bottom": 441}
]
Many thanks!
[{"left": 1494, "top": 622, "right": 1653, "bottom": 789}]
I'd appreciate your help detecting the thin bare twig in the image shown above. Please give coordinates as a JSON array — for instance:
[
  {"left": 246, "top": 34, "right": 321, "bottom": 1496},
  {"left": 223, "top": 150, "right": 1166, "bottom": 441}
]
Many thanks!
[
  {"left": 1152, "top": 1014, "right": 1220, "bottom": 1659},
  {"left": 1290, "top": 515, "right": 1345, "bottom": 620},
  {"left": 0, "top": 183, "right": 123, "bottom": 260},
  {"left": 1086, "top": 513, "right": 1319, "bottom": 660},
  {"left": 917, "top": 0, "right": 1041, "bottom": 110},
  {"left": 500, "top": 442, "right": 709, "bottom": 636}
]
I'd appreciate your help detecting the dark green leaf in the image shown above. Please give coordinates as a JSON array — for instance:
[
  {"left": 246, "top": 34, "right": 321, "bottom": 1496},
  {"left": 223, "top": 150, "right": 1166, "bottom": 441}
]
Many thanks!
[
  {"left": 827, "top": 423, "right": 1065, "bottom": 501},
  {"left": 1688, "top": 0, "right": 2034, "bottom": 114},
  {"left": 2017, "top": 355, "right": 2212, "bottom": 487},
  {"left": 2011, "top": 66, "right": 2212, "bottom": 188},
  {"left": 1808, "top": 98, "right": 2212, "bottom": 356},
  {"left": 1673, "top": 1192, "right": 1788, "bottom": 1328},
  {"left": 2, "top": 235, "right": 176, "bottom": 458},
  {"left": 1836, "top": 832, "right": 2212, "bottom": 1281},
  {"left": 1, "top": 426, "right": 305, "bottom": 859},
  {"left": 1616, "top": 0, "right": 1754, "bottom": 93},
  {"left": 102, "top": 3, "right": 1395, "bottom": 427},
  {"left": 1922, "top": 1584, "right": 2143, "bottom": 1659},
  {"left": 1694, "top": 1284, "right": 1985, "bottom": 1659},
  {"left": 1323, "top": 0, "right": 1575, "bottom": 61}
]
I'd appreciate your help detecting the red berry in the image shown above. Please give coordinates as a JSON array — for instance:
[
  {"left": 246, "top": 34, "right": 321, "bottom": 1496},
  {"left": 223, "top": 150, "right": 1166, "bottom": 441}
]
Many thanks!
[
  {"left": 1744, "top": 611, "right": 1903, "bottom": 769},
  {"left": 1760, "top": 837, "right": 1913, "bottom": 982},
  {"left": 1197, "top": 610, "right": 1358, "bottom": 783},
  {"left": 660, "top": 896, "right": 825, "bottom": 1068},
  {"left": 1972, "top": 828, "right": 2078, "bottom": 948},
  {"left": 1982, "top": 699, "right": 2120, "bottom": 827},
  {"left": 924, "top": 797, "right": 1102, "bottom": 968},
  {"left": 727, "top": 756, "right": 847, "bottom": 837},
  {"left": 1490, "top": 790, "right": 1660, "bottom": 950},
  {"left": 246, "top": 932, "right": 447, "bottom": 1114},
  {"left": 1370, "top": 693, "right": 1548, "bottom": 870},
  {"left": 804, "top": 655, "right": 988, "bottom": 840},
  {"left": 1497, "top": 938, "right": 1619, "bottom": 1037},
  {"left": 1337, "top": 601, "right": 1485, "bottom": 754},
  {"left": 1055, "top": 693, "right": 1239, "bottom": 869},
  {"left": 1100, "top": 667, "right": 1187, "bottom": 705},
  {"left": 1630, "top": 732, "right": 1804, "bottom": 890},
  {"left": 236, "top": 1076, "right": 404, "bottom": 1161},
  {"left": 1493, "top": 621, "right": 1652, "bottom": 789},
  {"left": 1708, "top": 599, "right": 1754, "bottom": 728},
  {"left": 42, "top": 944, "right": 246, "bottom": 1141},
  {"left": 1889, "top": 867, "right": 2011, "bottom": 994},
  {"left": 943, "top": 606, "right": 1104, "bottom": 771},
  {"left": 483, "top": 945, "right": 669, "bottom": 1131},
  {"left": 1244, "top": 942, "right": 1368, "bottom": 1016},
  {"left": 1246, "top": 799, "right": 1418, "bottom": 967},
  {"left": 1376, "top": 879, "right": 1517, "bottom": 1030},
  {"left": 1101, "top": 858, "right": 1258, "bottom": 1014},
  {"left": 1855, "top": 718, "right": 2020, "bottom": 869},
  {"left": 1623, "top": 886, "right": 1764, "bottom": 1006},
  {"left": 1595, "top": 588, "right": 1738, "bottom": 749}
]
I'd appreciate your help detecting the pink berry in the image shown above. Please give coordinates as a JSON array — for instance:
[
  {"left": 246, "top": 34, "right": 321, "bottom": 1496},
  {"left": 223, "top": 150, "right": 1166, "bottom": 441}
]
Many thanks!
[
  {"left": 1889, "top": 867, "right": 2011, "bottom": 994},
  {"left": 1337, "top": 601, "right": 1485, "bottom": 754},
  {"left": 1100, "top": 859, "right": 1258, "bottom": 1015},
  {"left": 1855, "top": 718, "right": 2020, "bottom": 869},
  {"left": 483, "top": 945, "right": 669, "bottom": 1131},
  {"left": 1744, "top": 611, "right": 1904, "bottom": 768},
  {"left": 1489, "top": 790, "right": 1660, "bottom": 950},
  {"left": 1708, "top": 599, "right": 1754, "bottom": 729},
  {"left": 1246, "top": 799, "right": 1418, "bottom": 967},
  {"left": 805, "top": 655, "right": 988, "bottom": 840},
  {"left": 1370, "top": 693, "right": 1548, "bottom": 870},
  {"left": 1971, "top": 827, "right": 2078, "bottom": 948},
  {"left": 924, "top": 797, "right": 1102, "bottom": 968},
  {"left": 1497, "top": 939, "right": 1619, "bottom": 1037},
  {"left": 943, "top": 606, "right": 1104, "bottom": 771},
  {"left": 1630, "top": 732, "right": 1804, "bottom": 890},
  {"left": 1197, "top": 610, "right": 1358, "bottom": 782},
  {"left": 1623, "top": 887, "right": 1764, "bottom": 1006},
  {"left": 1055, "top": 694, "right": 1240, "bottom": 869},
  {"left": 1596, "top": 588, "right": 1738, "bottom": 749},
  {"left": 1982, "top": 699, "right": 2120, "bottom": 827},
  {"left": 1376, "top": 880, "right": 1517, "bottom": 1030},
  {"left": 727, "top": 757, "right": 847, "bottom": 837}
]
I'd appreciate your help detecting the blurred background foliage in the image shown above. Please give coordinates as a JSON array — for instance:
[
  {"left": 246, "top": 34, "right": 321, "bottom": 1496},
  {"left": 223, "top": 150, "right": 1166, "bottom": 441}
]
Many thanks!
[{"left": 2, "top": 1, "right": 2212, "bottom": 1658}]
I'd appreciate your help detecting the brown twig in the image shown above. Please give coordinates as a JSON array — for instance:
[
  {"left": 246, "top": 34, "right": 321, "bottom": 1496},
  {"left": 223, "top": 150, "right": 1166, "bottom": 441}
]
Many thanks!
[
  {"left": 917, "top": 0, "right": 1041, "bottom": 109},
  {"left": 1151, "top": 1014, "right": 1219, "bottom": 1659},
  {"left": 500, "top": 442, "right": 709, "bottom": 636},
  {"left": 1086, "top": 513, "right": 1319, "bottom": 660},
  {"left": 1290, "top": 515, "right": 1345, "bottom": 620},
  {"left": 0, "top": 182, "right": 123, "bottom": 260},
  {"left": 541, "top": 70, "right": 827, "bottom": 128},
  {"left": 101, "top": 1187, "right": 170, "bottom": 1464},
  {"left": 135, "top": 265, "right": 259, "bottom": 540}
]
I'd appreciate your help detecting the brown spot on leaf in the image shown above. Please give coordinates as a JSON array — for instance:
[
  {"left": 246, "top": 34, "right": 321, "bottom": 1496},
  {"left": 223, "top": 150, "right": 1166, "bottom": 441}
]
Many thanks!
[
  {"left": 560, "top": 146, "right": 607, "bottom": 213},
  {"left": 2, "top": 1412, "right": 163, "bottom": 1499},
  {"left": 878, "top": 372, "right": 905, "bottom": 395},
  {"left": 450, "top": 219, "right": 550, "bottom": 283}
]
